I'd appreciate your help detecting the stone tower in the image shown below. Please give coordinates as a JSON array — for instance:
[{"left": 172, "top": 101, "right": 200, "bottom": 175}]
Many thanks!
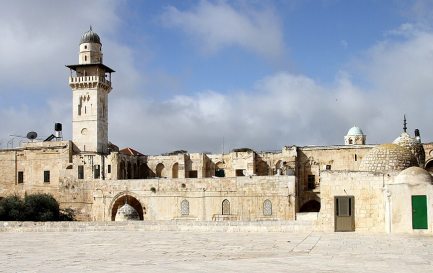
[{"left": 67, "top": 27, "right": 115, "bottom": 153}]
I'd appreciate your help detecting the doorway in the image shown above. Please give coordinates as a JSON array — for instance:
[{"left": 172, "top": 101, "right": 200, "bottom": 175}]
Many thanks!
[
  {"left": 335, "top": 196, "right": 355, "bottom": 232},
  {"left": 412, "top": 195, "right": 428, "bottom": 229}
]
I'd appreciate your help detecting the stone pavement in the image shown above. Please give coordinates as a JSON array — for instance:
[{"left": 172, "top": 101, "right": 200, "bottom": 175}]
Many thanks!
[{"left": 0, "top": 230, "right": 432, "bottom": 272}]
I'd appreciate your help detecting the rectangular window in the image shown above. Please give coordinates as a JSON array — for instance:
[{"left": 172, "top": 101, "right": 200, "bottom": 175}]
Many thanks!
[
  {"left": 236, "top": 169, "right": 245, "bottom": 176},
  {"left": 17, "top": 171, "right": 24, "bottom": 184},
  {"left": 326, "top": 165, "right": 331, "bottom": 170},
  {"left": 107, "top": 164, "right": 111, "bottom": 174},
  {"left": 44, "top": 171, "right": 50, "bottom": 183},
  {"left": 94, "top": 165, "right": 100, "bottom": 179},
  {"left": 78, "top": 165, "right": 84, "bottom": 179},
  {"left": 189, "top": 170, "right": 198, "bottom": 178},
  {"left": 307, "top": 175, "right": 315, "bottom": 190}
]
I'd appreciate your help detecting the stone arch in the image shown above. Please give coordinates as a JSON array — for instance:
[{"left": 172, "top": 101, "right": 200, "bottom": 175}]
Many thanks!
[
  {"left": 222, "top": 199, "right": 230, "bottom": 215},
  {"left": 274, "top": 160, "right": 283, "bottom": 175},
  {"left": 299, "top": 199, "right": 321, "bottom": 212},
  {"left": 156, "top": 163, "right": 165, "bottom": 178},
  {"left": 110, "top": 192, "right": 144, "bottom": 221},
  {"left": 215, "top": 161, "right": 225, "bottom": 177},
  {"left": 172, "top": 163, "right": 179, "bottom": 178},
  {"left": 425, "top": 159, "right": 433, "bottom": 174}
]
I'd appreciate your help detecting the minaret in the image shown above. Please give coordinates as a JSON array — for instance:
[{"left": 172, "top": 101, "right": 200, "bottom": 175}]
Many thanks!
[{"left": 66, "top": 27, "right": 115, "bottom": 153}]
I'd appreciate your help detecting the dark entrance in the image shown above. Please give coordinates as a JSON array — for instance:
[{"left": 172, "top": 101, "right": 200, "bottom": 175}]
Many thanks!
[
  {"left": 334, "top": 196, "right": 355, "bottom": 232},
  {"left": 412, "top": 195, "right": 428, "bottom": 229}
]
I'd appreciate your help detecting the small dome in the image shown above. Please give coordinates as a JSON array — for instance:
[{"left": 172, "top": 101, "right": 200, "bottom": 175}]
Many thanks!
[
  {"left": 115, "top": 203, "right": 139, "bottom": 221},
  {"left": 80, "top": 27, "right": 101, "bottom": 45},
  {"left": 395, "top": 167, "right": 433, "bottom": 185},
  {"left": 393, "top": 132, "right": 425, "bottom": 167},
  {"left": 359, "top": 143, "right": 418, "bottom": 172},
  {"left": 347, "top": 126, "right": 364, "bottom": 136}
]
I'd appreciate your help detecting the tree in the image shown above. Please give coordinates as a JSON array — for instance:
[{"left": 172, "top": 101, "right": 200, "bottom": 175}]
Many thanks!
[
  {"left": 0, "top": 193, "right": 75, "bottom": 221},
  {"left": 0, "top": 195, "right": 25, "bottom": 221},
  {"left": 24, "top": 193, "right": 60, "bottom": 221}
]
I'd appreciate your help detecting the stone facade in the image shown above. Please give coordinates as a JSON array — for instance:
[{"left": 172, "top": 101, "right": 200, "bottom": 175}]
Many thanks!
[{"left": 1, "top": 28, "right": 433, "bottom": 234}]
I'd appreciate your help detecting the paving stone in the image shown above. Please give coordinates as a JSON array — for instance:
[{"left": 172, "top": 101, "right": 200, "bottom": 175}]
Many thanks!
[{"left": 0, "top": 230, "right": 432, "bottom": 272}]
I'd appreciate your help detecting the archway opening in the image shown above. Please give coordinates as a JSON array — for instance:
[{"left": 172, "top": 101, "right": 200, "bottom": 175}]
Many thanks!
[
  {"left": 172, "top": 163, "right": 179, "bottom": 178},
  {"left": 425, "top": 160, "right": 433, "bottom": 174},
  {"left": 111, "top": 195, "right": 144, "bottom": 221},
  {"left": 156, "top": 163, "right": 165, "bottom": 178},
  {"left": 300, "top": 200, "right": 321, "bottom": 212}
]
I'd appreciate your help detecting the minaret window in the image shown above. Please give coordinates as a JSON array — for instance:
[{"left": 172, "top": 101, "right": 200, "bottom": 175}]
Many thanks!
[
  {"left": 84, "top": 45, "right": 87, "bottom": 49},
  {"left": 84, "top": 55, "right": 87, "bottom": 61}
]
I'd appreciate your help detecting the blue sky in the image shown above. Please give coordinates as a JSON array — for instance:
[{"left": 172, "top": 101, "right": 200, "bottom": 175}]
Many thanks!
[{"left": 1, "top": 0, "right": 433, "bottom": 154}]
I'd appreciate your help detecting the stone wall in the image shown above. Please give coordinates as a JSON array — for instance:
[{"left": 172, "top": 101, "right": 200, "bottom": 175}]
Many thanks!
[
  {"left": 318, "top": 170, "right": 386, "bottom": 232},
  {"left": 91, "top": 175, "right": 296, "bottom": 222}
]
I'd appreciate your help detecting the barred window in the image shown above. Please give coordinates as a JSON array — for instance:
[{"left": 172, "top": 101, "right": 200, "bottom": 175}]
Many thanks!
[
  {"left": 181, "top": 200, "right": 190, "bottom": 216},
  {"left": 263, "top": 199, "right": 272, "bottom": 216},
  {"left": 222, "top": 199, "right": 230, "bottom": 215}
]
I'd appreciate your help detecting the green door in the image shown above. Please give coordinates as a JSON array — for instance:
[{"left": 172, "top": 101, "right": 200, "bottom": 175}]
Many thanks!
[{"left": 412, "top": 195, "right": 428, "bottom": 229}]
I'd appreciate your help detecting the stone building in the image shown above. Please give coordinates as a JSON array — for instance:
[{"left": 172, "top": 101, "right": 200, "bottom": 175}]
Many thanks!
[{"left": 0, "top": 28, "right": 432, "bottom": 233}]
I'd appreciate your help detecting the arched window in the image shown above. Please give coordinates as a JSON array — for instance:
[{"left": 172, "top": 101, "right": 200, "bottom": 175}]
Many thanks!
[
  {"left": 263, "top": 199, "right": 272, "bottom": 216},
  {"left": 181, "top": 200, "right": 189, "bottom": 216},
  {"left": 222, "top": 199, "right": 230, "bottom": 215}
]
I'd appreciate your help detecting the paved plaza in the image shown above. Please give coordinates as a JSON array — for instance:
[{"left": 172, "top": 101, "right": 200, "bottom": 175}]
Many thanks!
[{"left": 1, "top": 230, "right": 432, "bottom": 272}]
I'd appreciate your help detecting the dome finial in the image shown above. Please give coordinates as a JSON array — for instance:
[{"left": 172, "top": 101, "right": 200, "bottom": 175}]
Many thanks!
[
  {"left": 90, "top": 25, "right": 92, "bottom": 31},
  {"left": 403, "top": 114, "right": 407, "bottom": 133}
]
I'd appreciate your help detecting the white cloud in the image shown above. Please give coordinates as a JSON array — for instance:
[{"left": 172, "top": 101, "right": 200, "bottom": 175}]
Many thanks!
[
  {"left": 160, "top": 1, "right": 285, "bottom": 61},
  {"left": 107, "top": 24, "right": 433, "bottom": 154}
]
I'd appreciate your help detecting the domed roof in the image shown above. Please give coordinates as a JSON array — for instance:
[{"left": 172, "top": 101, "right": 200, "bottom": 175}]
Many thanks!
[
  {"left": 393, "top": 132, "right": 425, "bottom": 167},
  {"left": 80, "top": 27, "right": 101, "bottom": 45},
  {"left": 347, "top": 126, "right": 364, "bottom": 136},
  {"left": 115, "top": 203, "right": 139, "bottom": 221},
  {"left": 359, "top": 143, "right": 418, "bottom": 173},
  {"left": 395, "top": 166, "right": 433, "bottom": 185}
]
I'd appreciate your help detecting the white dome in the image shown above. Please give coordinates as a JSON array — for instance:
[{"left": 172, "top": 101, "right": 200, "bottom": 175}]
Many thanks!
[
  {"left": 347, "top": 126, "right": 364, "bottom": 136},
  {"left": 395, "top": 167, "right": 433, "bottom": 185},
  {"left": 115, "top": 203, "right": 140, "bottom": 221}
]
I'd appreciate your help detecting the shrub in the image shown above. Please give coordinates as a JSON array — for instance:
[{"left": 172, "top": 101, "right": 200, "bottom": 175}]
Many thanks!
[
  {"left": 24, "top": 193, "right": 60, "bottom": 221},
  {"left": 0, "top": 195, "right": 25, "bottom": 221},
  {"left": 0, "top": 193, "right": 75, "bottom": 221}
]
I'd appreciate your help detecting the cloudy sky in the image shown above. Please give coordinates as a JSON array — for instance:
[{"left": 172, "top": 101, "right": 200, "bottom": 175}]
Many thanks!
[{"left": 1, "top": 0, "right": 433, "bottom": 154}]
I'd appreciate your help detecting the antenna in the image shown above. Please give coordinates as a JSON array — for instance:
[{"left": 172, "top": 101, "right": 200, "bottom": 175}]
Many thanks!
[{"left": 26, "top": 131, "right": 38, "bottom": 142}]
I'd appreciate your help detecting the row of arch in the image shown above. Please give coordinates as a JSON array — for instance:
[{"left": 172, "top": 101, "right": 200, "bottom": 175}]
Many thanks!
[{"left": 118, "top": 159, "right": 295, "bottom": 180}]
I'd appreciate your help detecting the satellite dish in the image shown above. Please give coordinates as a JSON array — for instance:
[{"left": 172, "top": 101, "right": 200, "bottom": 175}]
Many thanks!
[{"left": 26, "top": 131, "right": 38, "bottom": 141}]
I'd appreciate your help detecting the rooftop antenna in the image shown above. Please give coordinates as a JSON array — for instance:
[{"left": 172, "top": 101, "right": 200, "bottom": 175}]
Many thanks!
[{"left": 403, "top": 114, "right": 407, "bottom": 133}]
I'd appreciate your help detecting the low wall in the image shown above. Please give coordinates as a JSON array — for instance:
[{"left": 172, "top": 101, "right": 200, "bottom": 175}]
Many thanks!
[{"left": 0, "top": 220, "right": 316, "bottom": 233}]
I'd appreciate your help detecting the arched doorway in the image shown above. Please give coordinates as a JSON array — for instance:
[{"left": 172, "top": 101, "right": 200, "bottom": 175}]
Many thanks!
[
  {"left": 111, "top": 194, "right": 144, "bottom": 221},
  {"left": 300, "top": 200, "right": 321, "bottom": 212},
  {"left": 156, "top": 163, "right": 165, "bottom": 178},
  {"left": 172, "top": 163, "right": 179, "bottom": 178}
]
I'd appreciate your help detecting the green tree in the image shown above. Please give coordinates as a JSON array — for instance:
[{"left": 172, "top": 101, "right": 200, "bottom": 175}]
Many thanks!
[
  {"left": 0, "top": 195, "right": 25, "bottom": 221},
  {"left": 23, "top": 193, "right": 60, "bottom": 221}
]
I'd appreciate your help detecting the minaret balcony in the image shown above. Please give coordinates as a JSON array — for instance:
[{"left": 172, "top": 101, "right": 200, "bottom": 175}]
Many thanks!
[{"left": 69, "top": 76, "right": 112, "bottom": 91}]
